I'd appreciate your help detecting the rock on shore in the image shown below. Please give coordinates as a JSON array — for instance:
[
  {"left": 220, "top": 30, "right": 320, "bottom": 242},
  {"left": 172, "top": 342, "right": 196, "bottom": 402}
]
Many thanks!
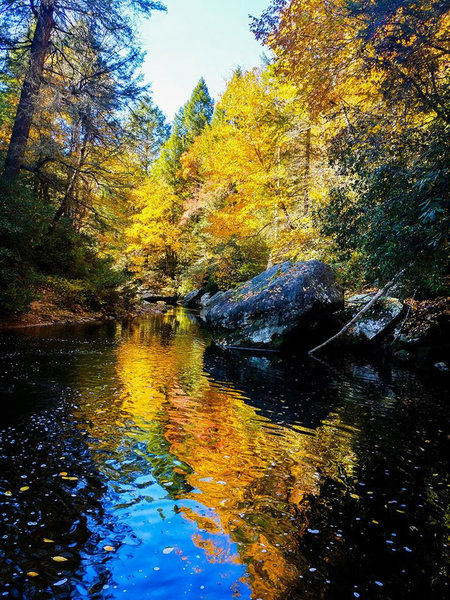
[
  {"left": 341, "top": 293, "right": 404, "bottom": 343},
  {"left": 199, "top": 260, "right": 343, "bottom": 349}
]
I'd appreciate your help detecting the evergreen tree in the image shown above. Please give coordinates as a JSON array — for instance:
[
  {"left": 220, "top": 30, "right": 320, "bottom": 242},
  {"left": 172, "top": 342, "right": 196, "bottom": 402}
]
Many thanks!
[
  {"left": 0, "top": 0, "right": 165, "bottom": 188},
  {"left": 128, "top": 95, "right": 170, "bottom": 176},
  {"left": 158, "top": 107, "right": 187, "bottom": 188},
  {"left": 159, "top": 78, "right": 214, "bottom": 188},
  {"left": 182, "top": 77, "right": 214, "bottom": 145}
]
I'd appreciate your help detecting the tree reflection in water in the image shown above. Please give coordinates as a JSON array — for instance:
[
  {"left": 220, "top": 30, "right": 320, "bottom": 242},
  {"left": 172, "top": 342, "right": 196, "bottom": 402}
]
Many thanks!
[
  {"left": 105, "top": 311, "right": 358, "bottom": 599},
  {"left": 0, "top": 309, "right": 448, "bottom": 599}
]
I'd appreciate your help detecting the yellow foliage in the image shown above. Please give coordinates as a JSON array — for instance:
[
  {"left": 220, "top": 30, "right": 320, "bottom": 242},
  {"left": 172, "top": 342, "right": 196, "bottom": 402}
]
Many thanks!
[{"left": 125, "top": 176, "right": 183, "bottom": 280}]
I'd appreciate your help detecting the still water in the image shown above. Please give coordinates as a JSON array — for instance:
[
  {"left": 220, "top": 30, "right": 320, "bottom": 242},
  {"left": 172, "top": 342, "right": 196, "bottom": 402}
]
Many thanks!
[{"left": 0, "top": 309, "right": 448, "bottom": 599}]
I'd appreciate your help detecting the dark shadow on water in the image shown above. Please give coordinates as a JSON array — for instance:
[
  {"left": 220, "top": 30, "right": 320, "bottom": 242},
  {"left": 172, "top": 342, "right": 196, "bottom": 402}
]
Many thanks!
[
  {"left": 202, "top": 344, "right": 450, "bottom": 600},
  {"left": 203, "top": 345, "right": 339, "bottom": 430}
]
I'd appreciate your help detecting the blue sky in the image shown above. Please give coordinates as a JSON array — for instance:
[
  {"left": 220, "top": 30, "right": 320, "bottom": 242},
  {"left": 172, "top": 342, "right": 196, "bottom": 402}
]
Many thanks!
[{"left": 138, "top": 0, "right": 270, "bottom": 120}]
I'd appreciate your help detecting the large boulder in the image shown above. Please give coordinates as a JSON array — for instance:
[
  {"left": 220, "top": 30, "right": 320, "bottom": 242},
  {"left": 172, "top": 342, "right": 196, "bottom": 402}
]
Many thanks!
[
  {"left": 200, "top": 260, "right": 343, "bottom": 349},
  {"left": 341, "top": 293, "right": 404, "bottom": 343},
  {"left": 181, "top": 288, "right": 215, "bottom": 309},
  {"left": 181, "top": 288, "right": 205, "bottom": 309}
]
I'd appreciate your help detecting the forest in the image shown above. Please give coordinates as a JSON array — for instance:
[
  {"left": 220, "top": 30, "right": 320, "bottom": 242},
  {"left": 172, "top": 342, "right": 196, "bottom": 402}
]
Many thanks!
[
  {"left": 1, "top": 3, "right": 449, "bottom": 598},
  {"left": 0, "top": 0, "right": 448, "bottom": 318}
]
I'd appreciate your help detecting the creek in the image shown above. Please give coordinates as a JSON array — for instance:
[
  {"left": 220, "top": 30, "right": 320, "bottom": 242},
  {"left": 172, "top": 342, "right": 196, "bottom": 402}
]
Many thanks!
[{"left": 0, "top": 309, "right": 448, "bottom": 599}]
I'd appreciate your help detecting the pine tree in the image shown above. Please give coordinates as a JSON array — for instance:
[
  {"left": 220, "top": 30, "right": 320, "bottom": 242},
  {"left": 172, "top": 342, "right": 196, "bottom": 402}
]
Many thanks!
[
  {"left": 159, "top": 78, "right": 214, "bottom": 188},
  {"left": 0, "top": 0, "right": 165, "bottom": 188},
  {"left": 182, "top": 77, "right": 214, "bottom": 145},
  {"left": 128, "top": 95, "right": 170, "bottom": 176}
]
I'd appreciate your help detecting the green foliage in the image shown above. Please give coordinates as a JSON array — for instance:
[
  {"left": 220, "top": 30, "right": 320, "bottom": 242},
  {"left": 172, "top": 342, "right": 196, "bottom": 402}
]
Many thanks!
[
  {"left": 45, "top": 268, "right": 135, "bottom": 314},
  {"left": 128, "top": 95, "right": 170, "bottom": 175},
  {"left": 34, "top": 220, "right": 135, "bottom": 312},
  {"left": 181, "top": 78, "right": 214, "bottom": 145},
  {"left": 321, "top": 117, "right": 449, "bottom": 293},
  {"left": 0, "top": 188, "right": 134, "bottom": 314},
  {"left": 180, "top": 234, "right": 269, "bottom": 293},
  {"left": 158, "top": 78, "right": 213, "bottom": 189},
  {"left": 0, "top": 184, "right": 47, "bottom": 313}
]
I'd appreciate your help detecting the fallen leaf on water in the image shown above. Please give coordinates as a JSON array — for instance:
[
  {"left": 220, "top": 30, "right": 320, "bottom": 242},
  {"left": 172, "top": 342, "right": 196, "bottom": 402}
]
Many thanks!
[
  {"left": 103, "top": 545, "right": 115, "bottom": 552},
  {"left": 59, "top": 472, "right": 68, "bottom": 476},
  {"left": 20, "top": 486, "right": 30, "bottom": 492},
  {"left": 62, "top": 476, "right": 78, "bottom": 481},
  {"left": 52, "top": 556, "right": 68, "bottom": 562},
  {"left": 4, "top": 491, "right": 12, "bottom": 496},
  {"left": 26, "top": 572, "right": 39, "bottom": 577},
  {"left": 43, "top": 538, "right": 54, "bottom": 543},
  {"left": 350, "top": 494, "right": 360, "bottom": 500},
  {"left": 162, "top": 547, "right": 174, "bottom": 554}
]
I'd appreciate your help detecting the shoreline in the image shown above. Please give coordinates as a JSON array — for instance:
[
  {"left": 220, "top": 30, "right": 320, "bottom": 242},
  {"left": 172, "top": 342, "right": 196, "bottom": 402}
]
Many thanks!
[
  {"left": 0, "top": 301, "right": 171, "bottom": 331},
  {"left": 1, "top": 298, "right": 448, "bottom": 374}
]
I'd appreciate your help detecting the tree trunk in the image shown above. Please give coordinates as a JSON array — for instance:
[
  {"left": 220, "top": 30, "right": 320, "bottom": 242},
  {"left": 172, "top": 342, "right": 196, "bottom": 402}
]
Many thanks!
[
  {"left": 49, "top": 129, "right": 89, "bottom": 232},
  {"left": 302, "top": 123, "right": 311, "bottom": 215},
  {"left": 1, "top": 0, "right": 55, "bottom": 186}
]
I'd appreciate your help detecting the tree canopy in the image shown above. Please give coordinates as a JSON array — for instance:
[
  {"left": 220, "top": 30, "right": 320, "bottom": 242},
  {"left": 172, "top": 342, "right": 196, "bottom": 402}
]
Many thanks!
[{"left": 0, "top": 0, "right": 448, "bottom": 315}]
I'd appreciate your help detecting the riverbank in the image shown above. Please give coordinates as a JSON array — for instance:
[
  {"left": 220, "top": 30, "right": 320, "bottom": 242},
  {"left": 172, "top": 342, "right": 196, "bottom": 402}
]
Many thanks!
[
  {"left": 183, "top": 260, "right": 449, "bottom": 368},
  {"left": 0, "top": 285, "right": 168, "bottom": 330},
  {"left": 2, "top": 280, "right": 448, "bottom": 374},
  {"left": 0, "top": 287, "right": 104, "bottom": 329}
]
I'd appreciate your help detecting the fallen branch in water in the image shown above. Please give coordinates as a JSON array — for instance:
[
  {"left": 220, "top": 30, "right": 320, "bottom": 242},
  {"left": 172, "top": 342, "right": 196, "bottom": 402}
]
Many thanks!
[{"left": 308, "top": 269, "right": 406, "bottom": 356}]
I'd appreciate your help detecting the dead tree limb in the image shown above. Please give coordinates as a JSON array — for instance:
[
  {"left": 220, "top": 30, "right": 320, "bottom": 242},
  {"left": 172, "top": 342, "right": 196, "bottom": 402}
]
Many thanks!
[{"left": 308, "top": 269, "right": 406, "bottom": 356}]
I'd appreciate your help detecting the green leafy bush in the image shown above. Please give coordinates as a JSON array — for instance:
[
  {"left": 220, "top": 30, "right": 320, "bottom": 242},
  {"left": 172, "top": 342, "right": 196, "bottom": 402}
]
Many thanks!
[
  {"left": 0, "top": 184, "right": 46, "bottom": 313},
  {"left": 320, "top": 118, "right": 449, "bottom": 295}
]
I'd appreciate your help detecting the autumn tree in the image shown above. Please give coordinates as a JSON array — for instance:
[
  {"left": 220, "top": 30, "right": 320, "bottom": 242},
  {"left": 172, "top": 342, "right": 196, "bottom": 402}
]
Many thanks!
[
  {"left": 176, "top": 67, "right": 333, "bottom": 290},
  {"left": 253, "top": 0, "right": 450, "bottom": 291},
  {"left": 159, "top": 78, "right": 214, "bottom": 190},
  {"left": 0, "top": 0, "right": 165, "bottom": 313},
  {"left": 125, "top": 79, "right": 214, "bottom": 290},
  {"left": 0, "top": 0, "right": 165, "bottom": 188}
]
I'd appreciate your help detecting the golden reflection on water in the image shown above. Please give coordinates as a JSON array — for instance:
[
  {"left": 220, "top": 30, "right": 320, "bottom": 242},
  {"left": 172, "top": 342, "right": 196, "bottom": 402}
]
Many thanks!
[{"left": 78, "top": 310, "right": 358, "bottom": 599}]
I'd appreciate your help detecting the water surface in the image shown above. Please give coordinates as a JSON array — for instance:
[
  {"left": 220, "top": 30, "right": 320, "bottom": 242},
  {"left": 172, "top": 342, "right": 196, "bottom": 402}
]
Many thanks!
[{"left": 0, "top": 309, "right": 448, "bottom": 599}]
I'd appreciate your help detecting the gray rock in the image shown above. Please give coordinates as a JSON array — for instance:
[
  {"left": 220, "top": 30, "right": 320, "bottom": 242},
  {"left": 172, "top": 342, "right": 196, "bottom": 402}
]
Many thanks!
[
  {"left": 199, "top": 292, "right": 213, "bottom": 307},
  {"left": 434, "top": 362, "right": 448, "bottom": 372},
  {"left": 181, "top": 288, "right": 205, "bottom": 309},
  {"left": 344, "top": 293, "right": 404, "bottom": 342},
  {"left": 200, "top": 260, "right": 343, "bottom": 349}
]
